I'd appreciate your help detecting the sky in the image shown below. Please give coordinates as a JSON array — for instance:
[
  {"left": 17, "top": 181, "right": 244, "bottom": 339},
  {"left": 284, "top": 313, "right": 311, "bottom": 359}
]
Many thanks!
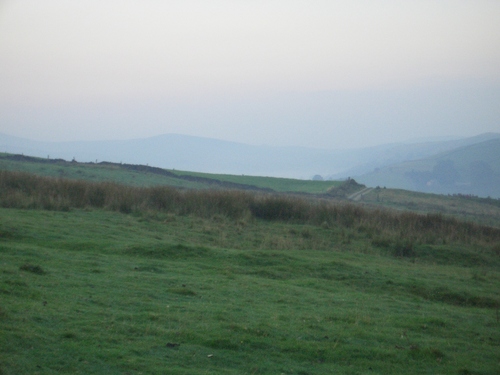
[{"left": 1, "top": 0, "right": 499, "bottom": 150}]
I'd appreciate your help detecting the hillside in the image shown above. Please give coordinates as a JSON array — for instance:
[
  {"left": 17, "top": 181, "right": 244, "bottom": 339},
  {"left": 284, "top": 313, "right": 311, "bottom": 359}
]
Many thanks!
[
  {"left": 1, "top": 171, "right": 499, "bottom": 374},
  {"left": 2, "top": 152, "right": 500, "bottom": 227},
  {"left": 329, "top": 132, "right": 500, "bottom": 179},
  {"left": 356, "top": 139, "right": 500, "bottom": 198},
  {"left": 0, "top": 133, "right": 346, "bottom": 179},
  {"left": 2, "top": 132, "right": 499, "bottom": 181},
  {"left": 0, "top": 153, "right": 341, "bottom": 194}
]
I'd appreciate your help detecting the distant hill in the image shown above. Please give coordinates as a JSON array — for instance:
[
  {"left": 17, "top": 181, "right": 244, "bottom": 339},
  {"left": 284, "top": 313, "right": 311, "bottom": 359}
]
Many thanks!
[
  {"left": 328, "top": 132, "right": 500, "bottom": 179},
  {"left": 1, "top": 132, "right": 499, "bottom": 192},
  {"left": 356, "top": 138, "right": 500, "bottom": 198},
  {"left": 0, "top": 133, "right": 349, "bottom": 179}
]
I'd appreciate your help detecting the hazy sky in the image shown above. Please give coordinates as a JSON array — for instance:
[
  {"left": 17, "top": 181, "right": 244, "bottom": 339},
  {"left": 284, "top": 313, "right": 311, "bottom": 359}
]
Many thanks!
[{"left": 1, "top": 0, "right": 499, "bottom": 149}]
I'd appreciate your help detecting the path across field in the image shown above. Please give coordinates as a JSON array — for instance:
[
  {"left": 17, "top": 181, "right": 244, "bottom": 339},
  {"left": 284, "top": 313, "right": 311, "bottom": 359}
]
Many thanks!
[{"left": 348, "top": 187, "right": 373, "bottom": 201}]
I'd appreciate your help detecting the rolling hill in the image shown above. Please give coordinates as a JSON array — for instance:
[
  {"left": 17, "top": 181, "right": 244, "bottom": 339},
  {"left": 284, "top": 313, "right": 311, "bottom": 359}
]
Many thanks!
[
  {"left": 2, "top": 132, "right": 499, "bottom": 183},
  {"left": 2, "top": 152, "right": 500, "bottom": 227},
  {"left": 1, "top": 167, "right": 500, "bottom": 373},
  {"left": 356, "top": 138, "right": 500, "bottom": 198},
  {"left": 0, "top": 153, "right": 342, "bottom": 194}
]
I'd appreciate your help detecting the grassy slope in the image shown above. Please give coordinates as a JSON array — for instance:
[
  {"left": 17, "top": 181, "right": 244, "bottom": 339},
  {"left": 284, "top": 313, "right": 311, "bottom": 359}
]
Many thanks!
[
  {"left": 441, "top": 139, "right": 500, "bottom": 174},
  {"left": 0, "top": 154, "right": 203, "bottom": 189},
  {"left": 1, "top": 208, "right": 499, "bottom": 374},
  {"left": 173, "top": 170, "right": 342, "bottom": 194},
  {"left": 359, "top": 188, "right": 500, "bottom": 228},
  {"left": 0, "top": 154, "right": 340, "bottom": 194},
  {"left": 4, "top": 152, "right": 500, "bottom": 229}
]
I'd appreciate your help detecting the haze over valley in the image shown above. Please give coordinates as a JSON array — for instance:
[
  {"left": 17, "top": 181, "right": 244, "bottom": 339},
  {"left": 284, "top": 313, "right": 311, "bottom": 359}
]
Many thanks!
[
  {"left": 1, "top": 2, "right": 499, "bottom": 195},
  {"left": 1, "top": 2, "right": 499, "bottom": 148},
  {"left": 1, "top": 131, "right": 499, "bottom": 198}
]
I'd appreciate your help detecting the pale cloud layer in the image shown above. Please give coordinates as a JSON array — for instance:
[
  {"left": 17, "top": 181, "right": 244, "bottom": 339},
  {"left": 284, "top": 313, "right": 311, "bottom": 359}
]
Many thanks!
[{"left": 1, "top": 0, "right": 499, "bottom": 149}]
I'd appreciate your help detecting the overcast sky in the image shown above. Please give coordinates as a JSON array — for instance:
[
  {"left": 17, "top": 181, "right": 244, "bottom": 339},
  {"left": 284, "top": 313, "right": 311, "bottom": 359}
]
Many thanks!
[{"left": 1, "top": 0, "right": 499, "bottom": 149}]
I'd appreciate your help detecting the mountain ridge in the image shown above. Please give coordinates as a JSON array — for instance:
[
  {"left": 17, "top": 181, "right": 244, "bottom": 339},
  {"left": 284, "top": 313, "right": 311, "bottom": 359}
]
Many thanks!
[
  {"left": 1, "top": 132, "right": 499, "bottom": 196},
  {"left": 355, "top": 138, "right": 500, "bottom": 198}
]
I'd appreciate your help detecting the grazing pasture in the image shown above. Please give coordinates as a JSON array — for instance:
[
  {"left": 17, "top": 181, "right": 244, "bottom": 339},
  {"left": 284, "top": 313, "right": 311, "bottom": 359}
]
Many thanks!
[
  {"left": 0, "top": 170, "right": 499, "bottom": 374},
  {"left": 2, "top": 153, "right": 500, "bottom": 228}
]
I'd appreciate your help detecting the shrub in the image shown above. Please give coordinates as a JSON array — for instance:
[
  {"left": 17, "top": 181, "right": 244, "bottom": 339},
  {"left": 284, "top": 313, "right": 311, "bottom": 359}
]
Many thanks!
[
  {"left": 146, "top": 186, "right": 179, "bottom": 211},
  {"left": 371, "top": 237, "right": 392, "bottom": 248},
  {"left": 86, "top": 185, "right": 107, "bottom": 207},
  {"left": 250, "top": 196, "right": 309, "bottom": 221}
]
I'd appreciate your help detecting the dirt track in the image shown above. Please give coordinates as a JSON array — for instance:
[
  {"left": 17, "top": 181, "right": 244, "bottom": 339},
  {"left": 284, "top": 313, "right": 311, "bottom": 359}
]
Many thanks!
[{"left": 347, "top": 187, "right": 373, "bottom": 201}]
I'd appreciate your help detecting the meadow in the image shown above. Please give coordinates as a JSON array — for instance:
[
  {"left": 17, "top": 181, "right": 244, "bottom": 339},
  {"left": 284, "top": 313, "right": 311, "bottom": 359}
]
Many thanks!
[
  {"left": 1, "top": 170, "right": 499, "bottom": 374},
  {"left": 360, "top": 188, "right": 500, "bottom": 228},
  {"left": 2, "top": 153, "right": 500, "bottom": 228},
  {"left": 0, "top": 154, "right": 341, "bottom": 193}
]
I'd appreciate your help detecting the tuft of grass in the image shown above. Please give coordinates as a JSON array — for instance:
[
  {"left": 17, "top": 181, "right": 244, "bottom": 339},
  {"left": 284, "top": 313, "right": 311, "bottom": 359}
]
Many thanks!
[
  {"left": 391, "top": 241, "right": 415, "bottom": 258},
  {"left": 168, "top": 287, "right": 197, "bottom": 296},
  {"left": 19, "top": 263, "right": 45, "bottom": 275},
  {"left": 491, "top": 243, "right": 500, "bottom": 256},
  {"left": 371, "top": 236, "right": 392, "bottom": 248}
]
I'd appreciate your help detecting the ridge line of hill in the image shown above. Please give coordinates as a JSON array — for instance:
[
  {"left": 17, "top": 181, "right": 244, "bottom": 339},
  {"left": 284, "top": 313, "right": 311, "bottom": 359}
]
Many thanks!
[
  {"left": 2, "top": 152, "right": 500, "bottom": 227},
  {"left": 0, "top": 153, "right": 276, "bottom": 193}
]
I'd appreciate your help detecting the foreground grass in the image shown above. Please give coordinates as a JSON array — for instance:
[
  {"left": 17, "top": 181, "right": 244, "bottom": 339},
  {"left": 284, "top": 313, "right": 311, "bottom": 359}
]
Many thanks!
[{"left": 1, "top": 208, "right": 499, "bottom": 374}]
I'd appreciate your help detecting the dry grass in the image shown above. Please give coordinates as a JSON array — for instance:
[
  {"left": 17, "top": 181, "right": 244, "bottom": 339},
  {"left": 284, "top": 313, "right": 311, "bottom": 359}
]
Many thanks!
[{"left": 2, "top": 170, "right": 499, "bottom": 247}]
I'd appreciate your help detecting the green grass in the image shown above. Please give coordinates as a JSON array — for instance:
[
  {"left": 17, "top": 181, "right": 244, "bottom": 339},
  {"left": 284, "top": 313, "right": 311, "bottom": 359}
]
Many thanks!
[
  {"left": 1, "top": 154, "right": 500, "bottom": 373},
  {"left": 4, "top": 152, "right": 500, "bottom": 229},
  {"left": 0, "top": 153, "right": 340, "bottom": 193},
  {"left": 360, "top": 187, "right": 500, "bottom": 227},
  {"left": 1, "top": 207, "right": 499, "bottom": 374},
  {"left": 172, "top": 170, "right": 342, "bottom": 193},
  {"left": 0, "top": 154, "right": 206, "bottom": 189}
]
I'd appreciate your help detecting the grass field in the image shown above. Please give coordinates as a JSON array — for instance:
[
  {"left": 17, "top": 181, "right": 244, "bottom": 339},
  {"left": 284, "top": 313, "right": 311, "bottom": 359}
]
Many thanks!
[
  {"left": 1, "top": 155, "right": 500, "bottom": 373},
  {"left": 0, "top": 154, "right": 209, "bottom": 189},
  {"left": 0, "top": 154, "right": 341, "bottom": 194},
  {"left": 360, "top": 188, "right": 500, "bottom": 228},
  {"left": 172, "top": 170, "right": 342, "bottom": 194},
  {"left": 2, "top": 152, "right": 500, "bottom": 229},
  {"left": 1, "top": 171, "right": 500, "bottom": 373}
]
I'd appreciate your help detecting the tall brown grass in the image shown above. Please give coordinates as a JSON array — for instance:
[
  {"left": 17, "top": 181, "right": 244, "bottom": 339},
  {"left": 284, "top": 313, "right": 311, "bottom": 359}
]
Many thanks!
[{"left": 1, "top": 170, "right": 499, "bottom": 245}]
